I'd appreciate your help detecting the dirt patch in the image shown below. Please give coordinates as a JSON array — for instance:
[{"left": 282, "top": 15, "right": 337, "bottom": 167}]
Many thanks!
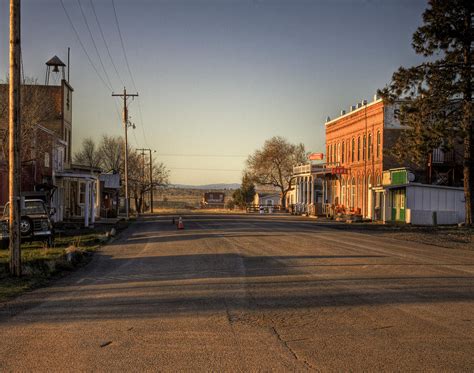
[{"left": 354, "top": 226, "right": 474, "bottom": 250}]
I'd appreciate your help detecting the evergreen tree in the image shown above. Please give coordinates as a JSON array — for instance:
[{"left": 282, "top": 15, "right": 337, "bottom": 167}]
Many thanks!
[
  {"left": 232, "top": 174, "right": 256, "bottom": 209},
  {"left": 379, "top": 0, "right": 473, "bottom": 224}
]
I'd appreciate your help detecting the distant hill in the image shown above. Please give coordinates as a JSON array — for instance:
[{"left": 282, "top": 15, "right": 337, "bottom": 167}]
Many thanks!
[{"left": 171, "top": 183, "right": 241, "bottom": 190}]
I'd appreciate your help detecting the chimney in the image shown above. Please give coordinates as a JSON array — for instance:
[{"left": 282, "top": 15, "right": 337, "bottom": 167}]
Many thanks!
[
  {"left": 340, "top": 109, "right": 346, "bottom": 116},
  {"left": 326, "top": 116, "right": 331, "bottom": 122},
  {"left": 350, "top": 105, "right": 356, "bottom": 111}
]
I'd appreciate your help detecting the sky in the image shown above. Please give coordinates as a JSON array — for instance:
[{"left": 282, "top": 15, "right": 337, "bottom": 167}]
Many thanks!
[{"left": 0, "top": 0, "right": 427, "bottom": 185}]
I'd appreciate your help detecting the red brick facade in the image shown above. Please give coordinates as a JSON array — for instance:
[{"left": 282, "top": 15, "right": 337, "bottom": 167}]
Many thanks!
[{"left": 325, "top": 99, "right": 402, "bottom": 217}]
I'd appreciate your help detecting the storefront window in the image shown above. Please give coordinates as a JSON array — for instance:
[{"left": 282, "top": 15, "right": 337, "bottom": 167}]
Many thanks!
[
  {"left": 79, "top": 182, "right": 86, "bottom": 204},
  {"left": 350, "top": 177, "right": 355, "bottom": 209},
  {"left": 341, "top": 178, "right": 346, "bottom": 206}
]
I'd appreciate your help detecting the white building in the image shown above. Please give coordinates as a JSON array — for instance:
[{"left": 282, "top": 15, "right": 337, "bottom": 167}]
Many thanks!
[{"left": 372, "top": 168, "right": 465, "bottom": 225}]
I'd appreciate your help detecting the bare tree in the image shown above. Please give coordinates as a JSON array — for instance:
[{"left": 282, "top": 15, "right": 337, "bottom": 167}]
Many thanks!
[
  {"left": 128, "top": 151, "right": 170, "bottom": 213},
  {"left": 73, "top": 134, "right": 170, "bottom": 213},
  {"left": 246, "top": 136, "right": 306, "bottom": 208},
  {"left": 0, "top": 79, "right": 57, "bottom": 164},
  {"left": 98, "top": 135, "right": 123, "bottom": 173},
  {"left": 73, "top": 137, "right": 101, "bottom": 168}
]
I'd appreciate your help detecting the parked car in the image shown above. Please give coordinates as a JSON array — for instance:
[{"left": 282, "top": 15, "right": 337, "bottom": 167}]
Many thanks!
[{"left": 0, "top": 199, "right": 55, "bottom": 249}]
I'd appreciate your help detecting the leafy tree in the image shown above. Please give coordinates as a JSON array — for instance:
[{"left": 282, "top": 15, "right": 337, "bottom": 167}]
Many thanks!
[
  {"left": 379, "top": 0, "right": 473, "bottom": 224},
  {"left": 246, "top": 136, "right": 306, "bottom": 208},
  {"left": 232, "top": 174, "right": 256, "bottom": 209}
]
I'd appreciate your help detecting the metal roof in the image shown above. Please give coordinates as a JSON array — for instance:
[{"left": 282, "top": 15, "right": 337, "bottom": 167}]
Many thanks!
[{"left": 46, "top": 55, "right": 66, "bottom": 67}]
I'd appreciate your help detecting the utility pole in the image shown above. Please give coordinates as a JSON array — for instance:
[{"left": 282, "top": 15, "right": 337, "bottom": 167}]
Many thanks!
[
  {"left": 112, "top": 87, "right": 138, "bottom": 219},
  {"left": 137, "top": 148, "right": 155, "bottom": 213},
  {"left": 9, "top": 0, "right": 21, "bottom": 277}
]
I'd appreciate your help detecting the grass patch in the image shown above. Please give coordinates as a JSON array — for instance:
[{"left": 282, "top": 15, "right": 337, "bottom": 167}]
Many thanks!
[{"left": 0, "top": 220, "right": 130, "bottom": 303}]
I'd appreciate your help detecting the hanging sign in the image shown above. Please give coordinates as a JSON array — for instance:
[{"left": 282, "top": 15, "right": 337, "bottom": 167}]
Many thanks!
[{"left": 308, "top": 153, "right": 324, "bottom": 161}]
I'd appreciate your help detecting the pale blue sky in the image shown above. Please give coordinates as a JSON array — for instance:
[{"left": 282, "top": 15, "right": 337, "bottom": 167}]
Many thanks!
[{"left": 0, "top": 0, "right": 426, "bottom": 184}]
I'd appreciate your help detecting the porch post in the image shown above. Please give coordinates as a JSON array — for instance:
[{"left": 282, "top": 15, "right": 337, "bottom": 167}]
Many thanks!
[
  {"left": 295, "top": 177, "right": 298, "bottom": 205},
  {"left": 84, "top": 180, "right": 90, "bottom": 228},
  {"left": 303, "top": 177, "right": 307, "bottom": 206},
  {"left": 91, "top": 180, "right": 96, "bottom": 225}
]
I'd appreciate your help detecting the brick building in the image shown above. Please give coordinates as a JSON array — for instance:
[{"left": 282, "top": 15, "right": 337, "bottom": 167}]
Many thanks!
[
  {"left": 324, "top": 97, "right": 404, "bottom": 218},
  {"left": 0, "top": 78, "right": 73, "bottom": 209}
]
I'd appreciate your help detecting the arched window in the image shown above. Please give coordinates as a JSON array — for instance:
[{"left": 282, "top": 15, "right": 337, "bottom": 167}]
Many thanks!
[
  {"left": 351, "top": 138, "right": 355, "bottom": 163},
  {"left": 328, "top": 144, "right": 331, "bottom": 163},
  {"left": 376, "top": 174, "right": 381, "bottom": 186},
  {"left": 377, "top": 131, "right": 381, "bottom": 158},
  {"left": 363, "top": 135, "right": 366, "bottom": 161},
  {"left": 337, "top": 143, "right": 341, "bottom": 163},
  {"left": 357, "top": 136, "right": 361, "bottom": 161},
  {"left": 368, "top": 133, "right": 372, "bottom": 160},
  {"left": 342, "top": 141, "right": 345, "bottom": 163}
]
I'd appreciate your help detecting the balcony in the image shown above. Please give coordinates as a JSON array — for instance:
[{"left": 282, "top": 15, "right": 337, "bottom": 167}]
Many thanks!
[{"left": 432, "top": 148, "right": 454, "bottom": 164}]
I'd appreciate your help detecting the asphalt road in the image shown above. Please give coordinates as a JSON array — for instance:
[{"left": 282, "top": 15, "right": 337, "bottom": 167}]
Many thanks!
[{"left": 0, "top": 214, "right": 473, "bottom": 371}]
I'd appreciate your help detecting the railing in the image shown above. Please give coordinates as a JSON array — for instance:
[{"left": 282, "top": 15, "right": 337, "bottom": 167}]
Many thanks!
[
  {"left": 293, "top": 164, "right": 312, "bottom": 175},
  {"left": 246, "top": 204, "right": 283, "bottom": 213},
  {"left": 432, "top": 148, "right": 455, "bottom": 164}
]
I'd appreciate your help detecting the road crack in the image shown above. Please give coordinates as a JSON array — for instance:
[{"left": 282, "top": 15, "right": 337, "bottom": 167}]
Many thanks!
[{"left": 271, "top": 326, "right": 317, "bottom": 371}]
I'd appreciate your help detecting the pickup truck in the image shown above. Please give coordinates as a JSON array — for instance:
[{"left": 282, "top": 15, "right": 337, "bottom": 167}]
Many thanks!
[{"left": 0, "top": 199, "right": 54, "bottom": 249}]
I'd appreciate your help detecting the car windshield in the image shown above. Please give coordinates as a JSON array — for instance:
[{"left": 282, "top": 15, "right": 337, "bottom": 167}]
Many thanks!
[{"left": 3, "top": 201, "right": 47, "bottom": 217}]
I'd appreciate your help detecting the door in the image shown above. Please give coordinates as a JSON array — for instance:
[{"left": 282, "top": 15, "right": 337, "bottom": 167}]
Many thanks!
[{"left": 391, "top": 189, "right": 406, "bottom": 222}]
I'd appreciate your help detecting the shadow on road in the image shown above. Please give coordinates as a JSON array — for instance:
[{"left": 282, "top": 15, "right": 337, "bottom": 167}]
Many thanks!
[{"left": 1, "top": 216, "right": 473, "bottom": 325}]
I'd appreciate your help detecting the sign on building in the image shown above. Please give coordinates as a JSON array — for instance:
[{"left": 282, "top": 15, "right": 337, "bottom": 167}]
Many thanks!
[
  {"left": 331, "top": 167, "right": 348, "bottom": 175},
  {"left": 308, "top": 153, "right": 324, "bottom": 161},
  {"left": 202, "top": 192, "right": 226, "bottom": 209}
]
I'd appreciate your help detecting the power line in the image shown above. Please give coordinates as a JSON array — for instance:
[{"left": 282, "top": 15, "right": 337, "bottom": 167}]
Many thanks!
[
  {"left": 89, "top": 0, "right": 125, "bottom": 88},
  {"left": 112, "top": 97, "right": 123, "bottom": 126},
  {"left": 111, "top": 0, "right": 137, "bottom": 91},
  {"left": 111, "top": 0, "right": 150, "bottom": 148},
  {"left": 170, "top": 168, "right": 242, "bottom": 172},
  {"left": 59, "top": 0, "right": 112, "bottom": 91},
  {"left": 76, "top": 0, "right": 114, "bottom": 90},
  {"left": 159, "top": 154, "right": 247, "bottom": 158},
  {"left": 136, "top": 97, "right": 150, "bottom": 148}
]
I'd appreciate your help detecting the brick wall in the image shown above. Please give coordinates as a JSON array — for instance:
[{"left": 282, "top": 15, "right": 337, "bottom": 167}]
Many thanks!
[{"left": 324, "top": 100, "right": 409, "bottom": 216}]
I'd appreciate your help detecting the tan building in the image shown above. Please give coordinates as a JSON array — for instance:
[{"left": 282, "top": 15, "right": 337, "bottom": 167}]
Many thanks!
[{"left": 324, "top": 97, "right": 403, "bottom": 218}]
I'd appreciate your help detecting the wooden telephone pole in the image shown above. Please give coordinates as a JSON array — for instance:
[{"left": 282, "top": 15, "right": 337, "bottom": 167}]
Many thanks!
[
  {"left": 137, "top": 148, "right": 155, "bottom": 213},
  {"left": 9, "top": 0, "right": 21, "bottom": 276},
  {"left": 112, "top": 88, "right": 138, "bottom": 219}
]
